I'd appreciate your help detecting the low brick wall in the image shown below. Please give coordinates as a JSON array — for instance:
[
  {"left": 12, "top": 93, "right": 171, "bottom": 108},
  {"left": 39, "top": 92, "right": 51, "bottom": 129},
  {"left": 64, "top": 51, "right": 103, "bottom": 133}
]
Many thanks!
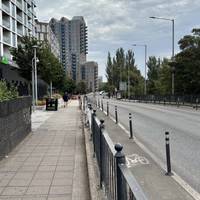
[{"left": 0, "top": 97, "right": 32, "bottom": 159}]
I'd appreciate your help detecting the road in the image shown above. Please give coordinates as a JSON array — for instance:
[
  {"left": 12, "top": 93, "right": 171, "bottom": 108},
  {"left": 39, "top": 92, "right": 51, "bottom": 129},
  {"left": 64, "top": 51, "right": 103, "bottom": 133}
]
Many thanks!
[{"left": 90, "top": 95, "right": 200, "bottom": 194}]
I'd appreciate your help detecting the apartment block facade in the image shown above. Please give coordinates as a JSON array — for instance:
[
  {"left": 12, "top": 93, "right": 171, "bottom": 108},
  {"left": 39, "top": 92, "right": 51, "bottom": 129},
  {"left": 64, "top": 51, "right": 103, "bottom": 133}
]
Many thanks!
[
  {"left": 80, "top": 61, "right": 98, "bottom": 92},
  {"left": 35, "top": 20, "right": 60, "bottom": 60},
  {"left": 49, "top": 16, "right": 88, "bottom": 81},
  {"left": 0, "top": 0, "right": 36, "bottom": 81}
]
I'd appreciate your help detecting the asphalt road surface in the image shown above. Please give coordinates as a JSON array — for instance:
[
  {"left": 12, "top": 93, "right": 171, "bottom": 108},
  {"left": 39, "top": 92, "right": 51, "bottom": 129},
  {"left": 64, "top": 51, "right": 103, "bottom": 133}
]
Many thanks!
[{"left": 90, "top": 95, "right": 200, "bottom": 194}]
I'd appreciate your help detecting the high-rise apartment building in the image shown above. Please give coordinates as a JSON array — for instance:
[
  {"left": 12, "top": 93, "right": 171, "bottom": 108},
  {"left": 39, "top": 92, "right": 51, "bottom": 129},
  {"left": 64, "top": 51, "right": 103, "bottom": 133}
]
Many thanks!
[
  {"left": 35, "top": 20, "right": 60, "bottom": 60},
  {"left": 0, "top": 0, "right": 36, "bottom": 81},
  {"left": 49, "top": 16, "right": 88, "bottom": 81},
  {"left": 80, "top": 61, "right": 98, "bottom": 92}
]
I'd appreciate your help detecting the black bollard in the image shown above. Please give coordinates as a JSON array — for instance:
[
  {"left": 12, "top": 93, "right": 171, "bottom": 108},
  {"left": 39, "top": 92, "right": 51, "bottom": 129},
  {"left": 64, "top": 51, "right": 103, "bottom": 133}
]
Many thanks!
[
  {"left": 101, "top": 100, "right": 104, "bottom": 111},
  {"left": 115, "top": 106, "right": 118, "bottom": 124},
  {"left": 107, "top": 102, "right": 109, "bottom": 116},
  {"left": 129, "top": 113, "right": 133, "bottom": 139},
  {"left": 196, "top": 98, "right": 199, "bottom": 110},
  {"left": 165, "top": 132, "right": 173, "bottom": 176}
]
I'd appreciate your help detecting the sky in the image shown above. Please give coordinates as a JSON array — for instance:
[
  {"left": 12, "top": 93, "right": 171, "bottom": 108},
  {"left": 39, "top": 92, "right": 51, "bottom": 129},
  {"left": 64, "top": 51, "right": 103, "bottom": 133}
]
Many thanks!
[{"left": 36, "top": 0, "right": 200, "bottom": 81}]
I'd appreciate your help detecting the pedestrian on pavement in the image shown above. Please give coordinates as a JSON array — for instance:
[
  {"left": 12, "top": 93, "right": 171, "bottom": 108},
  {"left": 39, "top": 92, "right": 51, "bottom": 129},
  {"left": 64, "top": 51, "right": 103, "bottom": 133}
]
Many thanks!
[{"left": 63, "top": 92, "right": 68, "bottom": 107}]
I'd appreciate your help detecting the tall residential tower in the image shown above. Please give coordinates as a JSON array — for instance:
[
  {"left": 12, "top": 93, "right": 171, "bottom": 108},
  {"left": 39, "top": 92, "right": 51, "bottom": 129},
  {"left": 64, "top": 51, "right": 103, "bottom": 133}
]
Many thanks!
[{"left": 49, "top": 16, "right": 88, "bottom": 81}]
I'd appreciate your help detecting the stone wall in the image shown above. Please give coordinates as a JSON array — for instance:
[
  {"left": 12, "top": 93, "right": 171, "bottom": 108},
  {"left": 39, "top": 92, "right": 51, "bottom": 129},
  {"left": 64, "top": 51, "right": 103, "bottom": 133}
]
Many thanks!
[{"left": 0, "top": 97, "right": 32, "bottom": 159}]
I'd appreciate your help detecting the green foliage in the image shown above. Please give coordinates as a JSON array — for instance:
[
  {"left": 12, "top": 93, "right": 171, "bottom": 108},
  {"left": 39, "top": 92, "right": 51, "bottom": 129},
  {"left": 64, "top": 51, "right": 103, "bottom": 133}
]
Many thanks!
[
  {"left": 106, "top": 48, "right": 144, "bottom": 95},
  {"left": 0, "top": 81, "right": 18, "bottom": 102},
  {"left": 146, "top": 56, "right": 171, "bottom": 95},
  {"left": 11, "top": 36, "right": 65, "bottom": 92},
  {"left": 62, "top": 78, "right": 76, "bottom": 93},
  {"left": 76, "top": 81, "right": 87, "bottom": 94},
  {"left": 174, "top": 28, "right": 200, "bottom": 95},
  {"left": 11, "top": 36, "right": 39, "bottom": 81}
]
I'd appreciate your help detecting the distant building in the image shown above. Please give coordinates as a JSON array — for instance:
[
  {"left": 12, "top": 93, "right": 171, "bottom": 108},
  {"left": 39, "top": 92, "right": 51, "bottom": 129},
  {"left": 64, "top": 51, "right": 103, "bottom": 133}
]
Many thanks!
[
  {"left": 98, "top": 76, "right": 103, "bottom": 90},
  {"left": 0, "top": 0, "right": 37, "bottom": 82},
  {"left": 80, "top": 61, "right": 98, "bottom": 92},
  {"left": 35, "top": 20, "right": 60, "bottom": 60},
  {"left": 49, "top": 16, "right": 88, "bottom": 81}
]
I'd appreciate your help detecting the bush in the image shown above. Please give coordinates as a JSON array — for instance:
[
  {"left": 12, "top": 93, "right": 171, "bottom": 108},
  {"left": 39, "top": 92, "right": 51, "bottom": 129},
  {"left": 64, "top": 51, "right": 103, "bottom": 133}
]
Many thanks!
[{"left": 0, "top": 81, "right": 18, "bottom": 102}]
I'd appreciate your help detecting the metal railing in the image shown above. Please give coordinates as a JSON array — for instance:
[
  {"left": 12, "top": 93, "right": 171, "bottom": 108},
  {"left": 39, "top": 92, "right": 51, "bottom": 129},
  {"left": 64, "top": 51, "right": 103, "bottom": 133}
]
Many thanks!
[
  {"left": 128, "top": 95, "right": 200, "bottom": 109},
  {"left": 84, "top": 98, "right": 147, "bottom": 200}
]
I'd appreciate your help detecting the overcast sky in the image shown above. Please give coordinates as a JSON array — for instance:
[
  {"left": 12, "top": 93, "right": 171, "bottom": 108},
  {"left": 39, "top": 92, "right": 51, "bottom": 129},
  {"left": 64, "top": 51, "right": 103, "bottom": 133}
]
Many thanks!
[{"left": 36, "top": 0, "right": 200, "bottom": 81}]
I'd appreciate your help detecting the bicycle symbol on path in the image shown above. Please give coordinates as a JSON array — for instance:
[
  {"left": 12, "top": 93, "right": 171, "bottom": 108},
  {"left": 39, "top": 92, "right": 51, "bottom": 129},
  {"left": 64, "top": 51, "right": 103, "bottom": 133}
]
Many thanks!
[{"left": 126, "top": 154, "right": 149, "bottom": 168}]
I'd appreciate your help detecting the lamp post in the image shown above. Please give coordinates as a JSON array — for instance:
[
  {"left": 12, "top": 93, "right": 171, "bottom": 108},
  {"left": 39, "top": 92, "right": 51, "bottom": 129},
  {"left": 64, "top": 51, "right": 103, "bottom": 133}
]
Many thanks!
[
  {"left": 149, "top": 16, "right": 175, "bottom": 95},
  {"left": 32, "top": 45, "right": 38, "bottom": 106},
  {"left": 132, "top": 44, "right": 147, "bottom": 95},
  {"left": 31, "top": 58, "right": 35, "bottom": 111}
]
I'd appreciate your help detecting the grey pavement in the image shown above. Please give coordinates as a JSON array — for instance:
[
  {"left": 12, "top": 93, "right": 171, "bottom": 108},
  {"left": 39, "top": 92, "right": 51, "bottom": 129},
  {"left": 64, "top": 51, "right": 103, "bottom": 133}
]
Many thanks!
[
  {"left": 0, "top": 100, "right": 90, "bottom": 200},
  {"left": 95, "top": 109, "right": 195, "bottom": 200}
]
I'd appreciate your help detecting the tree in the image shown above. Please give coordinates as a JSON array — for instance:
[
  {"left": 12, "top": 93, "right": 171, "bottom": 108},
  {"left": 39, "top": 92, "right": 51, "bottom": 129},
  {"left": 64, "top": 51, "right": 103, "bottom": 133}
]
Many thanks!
[
  {"left": 105, "top": 48, "right": 144, "bottom": 96},
  {"left": 157, "top": 58, "right": 171, "bottom": 95},
  {"left": 11, "top": 36, "right": 66, "bottom": 92},
  {"left": 62, "top": 78, "right": 76, "bottom": 93},
  {"left": 174, "top": 28, "right": 200, "bottom": 94},
  {"left": 105, "top": 52, "right": 113, "bottom": 85},
  {"left": 147, "top": 56, "right": 160, "bottom": 94},
  {"left": 76, "top": 81, "right": 87, "bottom": 94},
  {"left": 11, "top": 36, "right": 40, "bottom": 81}
]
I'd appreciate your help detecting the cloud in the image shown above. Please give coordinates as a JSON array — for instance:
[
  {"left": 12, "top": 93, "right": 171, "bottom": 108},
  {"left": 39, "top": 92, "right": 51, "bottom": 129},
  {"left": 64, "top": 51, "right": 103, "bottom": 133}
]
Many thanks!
[{"left": 35, "top": 0, "right": 200, "bottom": 79}]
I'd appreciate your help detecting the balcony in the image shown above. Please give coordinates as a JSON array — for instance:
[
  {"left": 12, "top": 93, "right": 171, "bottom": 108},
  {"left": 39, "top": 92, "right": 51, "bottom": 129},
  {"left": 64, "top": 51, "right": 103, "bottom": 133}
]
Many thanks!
[
  {"left": 17, "top": 15, "right": 23, "bottom": 23},
  {"left": 17, "top": 29, "right": 23, "bottom": 36},
  {"left": 33, "top": 10, "right": 36, "bottom": 17},
  {"left": 16, "top": 1, "right": 22, "bottom": 10},
  {"left": 28, "top": 23, "right": 32, "bottom": 30},
  {"left": 2, "top": 3, "right": 10, "bottom": 14},
  {"left": 3, "top": 35, "right": 11, "bottom": 45},
  {"left": 27, "top": 10, "right": 32, "bottom": 18},
  {"left": 2, "top": 20, "right": 10, "bottom": 29}
]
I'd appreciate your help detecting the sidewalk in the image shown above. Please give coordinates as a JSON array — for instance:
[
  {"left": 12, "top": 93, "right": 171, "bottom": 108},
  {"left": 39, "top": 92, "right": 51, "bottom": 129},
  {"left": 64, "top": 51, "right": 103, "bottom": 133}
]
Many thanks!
[
  {"left": 0, "top": 100, "right": 90, "bottom": 200},
  {"left": 96, "top": 110, "right": 195, "bottom": 200}
]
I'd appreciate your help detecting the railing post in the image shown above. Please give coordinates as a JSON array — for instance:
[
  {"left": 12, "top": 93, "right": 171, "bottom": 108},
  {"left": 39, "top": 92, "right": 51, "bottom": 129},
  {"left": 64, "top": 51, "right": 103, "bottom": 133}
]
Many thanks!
[
  {"left": 115, "top": 106, "right": 118, "bottom": 124},
  {"left": 92, "top": 110, "right": 96, "bottom": 157},
  {"left": 129, "top": 113, "right": 133, "bottom": 139},
  {"left": 91, "top": 109, "right": 96, "bottom": 140},
  {"left": 107, "top": 102, "right": 109, "bottom": 116},
  {"left": 99, "top": 119, "right": 105, "bottom": 189},
  {"left": 165, "top": 132, "right": 173, "bottom": 176},
  {"left": 115, "top": 143, "right": 126, "bottom": 200}
]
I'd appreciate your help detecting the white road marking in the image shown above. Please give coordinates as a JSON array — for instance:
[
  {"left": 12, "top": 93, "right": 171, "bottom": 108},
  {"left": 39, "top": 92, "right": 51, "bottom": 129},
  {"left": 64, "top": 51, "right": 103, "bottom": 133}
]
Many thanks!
[{"left": 126, "top": 154, "right": 149, "bottom": 168}]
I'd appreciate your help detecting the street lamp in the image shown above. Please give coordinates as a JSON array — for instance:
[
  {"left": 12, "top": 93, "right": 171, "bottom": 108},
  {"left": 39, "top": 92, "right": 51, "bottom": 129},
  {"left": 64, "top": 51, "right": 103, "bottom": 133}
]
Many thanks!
[
  {"left": 149, "top": 16, "right": 175, "bottom": 95},
  {"left": 132, "top": 44, "right": 147, "bottom": 95},
  {"left": 32, "top": 45, "right": 39, "bottom": 107}
]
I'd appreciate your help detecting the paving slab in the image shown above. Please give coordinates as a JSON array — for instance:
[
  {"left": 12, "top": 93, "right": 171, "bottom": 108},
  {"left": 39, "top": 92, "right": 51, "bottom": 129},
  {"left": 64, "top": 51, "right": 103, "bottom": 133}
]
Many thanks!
[{"left": 0, "top": 100, "right": 90, "bottom": 200}]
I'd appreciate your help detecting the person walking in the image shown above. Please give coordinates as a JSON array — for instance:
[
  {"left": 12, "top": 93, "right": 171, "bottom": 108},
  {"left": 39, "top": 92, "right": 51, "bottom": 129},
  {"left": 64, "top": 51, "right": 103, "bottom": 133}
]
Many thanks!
[{"left": 63, "top": 92, "right": 68, "bottom": 107}]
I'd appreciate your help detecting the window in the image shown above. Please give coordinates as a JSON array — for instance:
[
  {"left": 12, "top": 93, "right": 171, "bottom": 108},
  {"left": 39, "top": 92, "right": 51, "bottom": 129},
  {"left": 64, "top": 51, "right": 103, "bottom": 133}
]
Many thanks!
[
  {"left": 12, "top": 18, "right": 16, "bottom": 32},
  {"left": 12, "top": 33, "right": 16, "bottom": 47}
]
